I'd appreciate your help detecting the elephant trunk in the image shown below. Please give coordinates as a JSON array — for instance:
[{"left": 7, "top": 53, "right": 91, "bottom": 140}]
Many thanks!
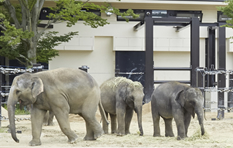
[
  {"left": 135, "top": 106, "right": 143, "bottom": 136},
  {"left": 7, "top": 101, "right": 19, "bottom": 143},
  {"left": 195, "top": 105, "right": 205, "bottom": 136},
  {"left": 7, "top": 86, "right": 19, "bottom": 143}
]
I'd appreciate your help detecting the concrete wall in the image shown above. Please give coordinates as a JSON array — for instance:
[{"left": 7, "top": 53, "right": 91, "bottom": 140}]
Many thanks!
[{"left": 46, "top": 1, "right": 233, "bottom": 104}]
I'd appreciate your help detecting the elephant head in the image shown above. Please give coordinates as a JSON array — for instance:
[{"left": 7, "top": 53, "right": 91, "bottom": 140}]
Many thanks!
[
  {"left": 176, "top": 87, "right": 205, "bottom": 135},
  {"left": 7, "top": 73, "right": 44, "bottom": 143},
  {"left": 123, "top": 82, "right": 144, "bottom": 136}
]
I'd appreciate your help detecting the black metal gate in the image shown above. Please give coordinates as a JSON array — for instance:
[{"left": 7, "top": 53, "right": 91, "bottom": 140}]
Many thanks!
[{"left": 115, "top": 51, "right": 145, "bottom": 86}]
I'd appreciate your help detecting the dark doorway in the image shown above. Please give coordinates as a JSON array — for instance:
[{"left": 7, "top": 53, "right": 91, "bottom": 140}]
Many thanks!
[{"left": 115, "top": 51, "right": 145, "bottom": 86}]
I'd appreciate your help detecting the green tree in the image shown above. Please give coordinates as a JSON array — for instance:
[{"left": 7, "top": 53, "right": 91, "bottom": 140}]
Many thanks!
[
  {"left": 0, "top": 0, "right": 138, "bottom": 67},
  {"left": 218, "top": 0, "right": 233, "bottom": 29}
]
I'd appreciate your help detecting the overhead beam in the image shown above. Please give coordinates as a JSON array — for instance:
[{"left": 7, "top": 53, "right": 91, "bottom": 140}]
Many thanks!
[
  {"left": 152, "top": 17, "right": 191, "bottom": 23},
  {"left": 133, "top": 21, "right": 144, "bottom": 31},
  {"left": 174, "top": 24, "right": 190, "bottom": 32}
]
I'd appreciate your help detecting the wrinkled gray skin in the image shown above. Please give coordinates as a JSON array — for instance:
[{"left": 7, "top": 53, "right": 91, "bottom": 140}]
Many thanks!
[
  {"left": 7, "top": 68, "right": 107, "bottom": 146},
  {"left": 100, "top": 77, "right": 144, "bottom": 136},
  {"left": 26, "top": 105, "right": 54, "bottom": 126},
  {"left": 43, "top": 111, "right": 54, "bottom": 126},
  {"left": 151, "top": 82, "right": 205, "bottom": 140}
]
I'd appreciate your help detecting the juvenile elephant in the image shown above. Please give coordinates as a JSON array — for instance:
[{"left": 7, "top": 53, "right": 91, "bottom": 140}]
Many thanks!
[
  {"left": 7, "top": 68, "right": 107, "bottom": 146},
  {"left": 151, "top": 82, "right": 205, "bottom": 140},
  {"left": 100, "top": 77, "right": 144, "bottom": 136}
]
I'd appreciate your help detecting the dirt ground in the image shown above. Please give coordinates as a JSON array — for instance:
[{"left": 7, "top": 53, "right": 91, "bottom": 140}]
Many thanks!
[{"left": 1, "top": 103, "right": 233, "bottom": 148}]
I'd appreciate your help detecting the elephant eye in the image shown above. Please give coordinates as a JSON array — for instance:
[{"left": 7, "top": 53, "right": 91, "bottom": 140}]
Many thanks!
[{"left": 16, "top": 90, "right": 21, "bottom": 95}]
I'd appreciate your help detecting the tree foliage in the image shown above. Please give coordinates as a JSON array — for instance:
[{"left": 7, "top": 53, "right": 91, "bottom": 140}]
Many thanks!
[
  {"left": 0, "top": 0, "right": 138, "bottom": 67},
  {"left": 218, "top": 0, "right": 233, "bottom": 29}
]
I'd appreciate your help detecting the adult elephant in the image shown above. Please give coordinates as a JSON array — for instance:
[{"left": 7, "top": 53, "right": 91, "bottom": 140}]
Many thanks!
[
  {"left": 7, "top": 68, "right": 108, "bottom": 146},
  {"left": 100, "top": 77, "right": 144, "bottom": 136},
  {"left": 151, "top": 81, "right": 205, "bottom": 140}
]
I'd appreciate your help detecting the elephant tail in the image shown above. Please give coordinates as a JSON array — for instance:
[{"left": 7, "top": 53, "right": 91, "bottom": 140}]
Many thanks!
[{"left": 99, "top": 101, "right": 109, "bottom": 125}]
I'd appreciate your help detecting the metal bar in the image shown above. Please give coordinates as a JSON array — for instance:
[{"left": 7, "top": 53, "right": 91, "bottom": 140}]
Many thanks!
[
  {"left": 0, "top": 56, "right": 4, "bottom": 128},
  {"left": 217, "top": 23, "right": 226, "bottom": 119},
  {"left": 207, "top": 26, "right": 216, "bottom": 87},
  {"left": 154, "top": 80, "right": 190, "bottom": 84},
  {"left": 37, "top": 23, "right": 53, "bottom": 28},
  {"left": 152, "top": 17, "right": 191, "bottom": 22},
  {"left": 228, "top": 74, "right": 233, "bottom": 112},
  {"left": 175, "top": 24, "right": 190, "bottom": 32},
  {"left": 133, "top": 21, "right": 144, "bottom": 31},
  {"left": 190, "top": 17, "right": 201, "bottom": 87},
  {"left": 144, "top": 10, "right": 154, "bottom": 103},
  {"left": 154, "top": 67, "right": 191, "bottom": 71},
  {"left": 153, "top": 23, "right": 189, "bottom": 26},
  {"left": 200, "top": 23, "right": 220, "bottom": 27}
]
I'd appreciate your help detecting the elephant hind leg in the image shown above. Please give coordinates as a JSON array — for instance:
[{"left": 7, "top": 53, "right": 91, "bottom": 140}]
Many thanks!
[
  {"left": 102, "top": 111, "right": 109, "bottom": 134},
  {"left": 110, "top": 114, "right": 117, "bottom": 134},
  {"left": 163, "top": 118, "right": 174, "bottom": 137},
  {"left": 82, "top": 112, "right": 103, "bottom": 140},
  {"left": 152, "top": 111, "right": 161, "bottom": 137},
  {"left": 54, "top": 109, "right": 78, "bottom": 143}
]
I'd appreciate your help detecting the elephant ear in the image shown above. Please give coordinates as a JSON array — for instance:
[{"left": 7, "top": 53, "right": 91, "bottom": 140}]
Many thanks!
[
  {"left": 175, "top": 89, "right": 185, "bottom": 107},
  {"left": 31, "top": 77, "right": 44, "bottom": 98}
]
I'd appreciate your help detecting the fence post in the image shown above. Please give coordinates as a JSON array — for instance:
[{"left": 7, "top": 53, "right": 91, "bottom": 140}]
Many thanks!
[
  {"left": 0, "top": 68, "right": 2, "bottom": 128},
  {"left": 79, "top": 65, "right": 89, "bottom": 73},
  {"left": 32, "top": 63, "right": 43, "bottom": 73}
]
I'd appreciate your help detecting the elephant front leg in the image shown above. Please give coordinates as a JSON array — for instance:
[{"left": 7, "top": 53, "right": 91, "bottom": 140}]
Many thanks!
[
  {"left": 184, "top": 113, "right": 191, "bottom": 137},
  {"left": 30, "top": 107, "right": 46, "bottom": 146},
  {"left": 125, "top": 108, "right": 133, "bottom": 135},
  {"left": 116, "top": 108, "right": 126, "bottom": 136},
  {"left": 173, "top": 111, "right": 186, "bottom": 140}
]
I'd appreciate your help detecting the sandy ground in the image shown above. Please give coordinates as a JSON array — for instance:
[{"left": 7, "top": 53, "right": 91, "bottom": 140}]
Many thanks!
[{"left": 1, "top": 104, "right": 233, "bottom": 148}]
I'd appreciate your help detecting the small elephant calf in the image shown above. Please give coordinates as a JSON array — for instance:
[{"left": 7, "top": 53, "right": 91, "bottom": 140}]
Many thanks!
[
  {"left": 100, "top": 77, "right": 144, "bottom": 136},
  {"left": 151, "top": 82, "right": 205, "bottom": 140}
]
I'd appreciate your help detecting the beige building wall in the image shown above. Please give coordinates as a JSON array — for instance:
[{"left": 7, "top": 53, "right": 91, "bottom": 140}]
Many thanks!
[{"left": 47, "top": 0, "right": 233, "bottom": 88}]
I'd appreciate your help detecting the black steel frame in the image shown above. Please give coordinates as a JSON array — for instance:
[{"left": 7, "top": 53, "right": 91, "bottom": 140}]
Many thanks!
[
  {"left": 217, "top": 23, "right": 226, "bottom": 118},
  {"left": 143, "top": 10, "right": 201, "bottom": 103},
  {"left": 142, "top": 10, "right": 226, "bottom": 109}
]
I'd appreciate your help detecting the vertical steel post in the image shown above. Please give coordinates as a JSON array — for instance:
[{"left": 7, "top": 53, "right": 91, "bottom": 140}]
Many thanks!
[
  {"left": 0, "top": 56, "right": 3, "bottom": 127},
  {"left": 207, "top": 27, "right": 216, "bottom": 87},
  {"left": 144, "top": 10, "right": 154, "bottom": 103},
  {"left": 0, "top": 66, "right": 2, "bottom": 127},
  {"left": 229, "top": 74, "right": 233, "bottom": 111},
  {"left": 190, "top": 17, "right": 201, "bottom": 87},
  {"left": 217, "top": 23, "right": 226, "bottom": 119}
]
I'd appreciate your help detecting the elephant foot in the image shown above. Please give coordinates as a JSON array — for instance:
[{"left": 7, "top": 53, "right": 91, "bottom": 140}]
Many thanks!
[
  {"left": 177, "top": 136, "right": 185, "bottom": 140},
  {"left": 153, "top": 134, "right": 161, "bottom": 137},
  {"left": 94, "top": 130, "right": 103, "bottom": 139},
  {"left": 165, "top": 133, "right": 174, "bottom": 137},
  {"left": 84, "top": 135, "right": 95, "bottom": 141},
  {"left": 68, "top": 136, "right": 78, "bottom": 144},
  {"left": 47, "top": 122, "right": 54, "bottom": 126},
  {"left": 29, "top": 139, "right": 41, "bottom": 146},
  {"left": 125, "top": 131, "right": 130, "bottom": 135},
  {"left": 84, "top": 131, "right": 103, "bottom": 141},
  {"left": 117, "top": 132, "right": 125, "bottom": 136},
  {"left": 103, "top": 130, "right": 108, "bottom": 134}
]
